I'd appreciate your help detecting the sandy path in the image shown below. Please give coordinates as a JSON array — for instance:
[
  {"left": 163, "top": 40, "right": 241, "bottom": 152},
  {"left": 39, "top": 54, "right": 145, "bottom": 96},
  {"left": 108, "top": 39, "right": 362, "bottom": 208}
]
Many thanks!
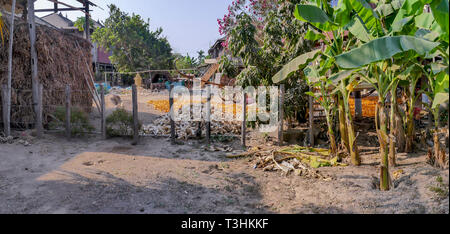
[{"left": 0, "top": 132, "right": 448, "bottom": 214}]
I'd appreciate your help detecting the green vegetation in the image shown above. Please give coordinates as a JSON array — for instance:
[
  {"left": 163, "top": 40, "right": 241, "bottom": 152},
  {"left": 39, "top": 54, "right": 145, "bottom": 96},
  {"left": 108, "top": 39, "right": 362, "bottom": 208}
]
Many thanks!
[
  {"left": 429, "top": 176, "right": 449, "bottom": 199},
  {"left": 73, "top": 16, "right": 95, "bottom": 32},
  {"left": 106, "top": 108, "right": 141, "bottom": 137},
  {"left": 48, "top": 106, "right": 94, "bottom": 136},
  {"left": 272, "top": 0, "right": 449, "bottom": 190}
]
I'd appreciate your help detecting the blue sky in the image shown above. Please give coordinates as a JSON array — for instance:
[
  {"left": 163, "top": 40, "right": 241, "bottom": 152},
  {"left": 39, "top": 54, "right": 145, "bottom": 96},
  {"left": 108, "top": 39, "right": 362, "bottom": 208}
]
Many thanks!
[{"left": 35, "top": 0, "right": 233, "bottom": 56}]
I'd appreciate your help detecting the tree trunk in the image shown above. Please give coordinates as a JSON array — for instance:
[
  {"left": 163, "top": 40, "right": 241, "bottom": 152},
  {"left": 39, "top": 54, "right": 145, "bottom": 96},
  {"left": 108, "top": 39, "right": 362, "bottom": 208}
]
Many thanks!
[
  {"left": 338, "top": 95, "right": 349, "bottom": 152},
  {"left": 379, "top": 101, "right": 391, "bottom": 191},
  {"left": 346, "top": 111, "right": 361, "bottom": 166},
  {"left": 405, "top": 91, "right": 416, "bottom": 153},
  {"left": 326, "top": 114, "right": 337, "bottom": 157},
  {"left": 428, "top": 109, "right": 447, "bottom": 169},
  {"left": 389, "top": 88, "right": 397, "bottom": 167},
  {"left": 395, "top": 106, "right": 406, "bottom": 153}
]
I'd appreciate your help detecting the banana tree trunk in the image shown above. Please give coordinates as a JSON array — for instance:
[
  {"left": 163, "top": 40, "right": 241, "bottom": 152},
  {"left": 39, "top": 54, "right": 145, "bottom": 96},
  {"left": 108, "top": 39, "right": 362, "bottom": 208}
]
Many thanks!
[
  {"left": 338, "top": 95, "right": 350, "bottom": 152},
  {"left": 344, "top": 101, "right": 361, "bottom": 166},
  {"left": 326, "top": 113, "right": 337, "bottom": 156},
  {"left": 430, "top": 109, "right": 447, "bottom": 169},
  {"left": 389, "top": 87, "right": 398, "bottom": 167},
  {"left": 379, "top": 100, "right": 391, "bottom": 191},
  {"left": 394, "top": 105, "right": 406, "bottom": 153},
  {"left": 405, "top": 92, "right": 416, "bottom": 153}
]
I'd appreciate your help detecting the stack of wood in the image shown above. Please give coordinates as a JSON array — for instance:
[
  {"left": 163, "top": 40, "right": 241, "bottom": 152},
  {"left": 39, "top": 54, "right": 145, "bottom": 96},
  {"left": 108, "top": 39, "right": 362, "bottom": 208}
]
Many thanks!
[{"left": 0, "top": 21, "right": 94, "bottom": 126}]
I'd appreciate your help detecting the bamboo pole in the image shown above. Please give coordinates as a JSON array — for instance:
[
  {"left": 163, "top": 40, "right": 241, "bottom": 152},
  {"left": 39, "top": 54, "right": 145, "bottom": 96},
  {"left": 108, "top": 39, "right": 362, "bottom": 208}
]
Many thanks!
[
  {"left": 65, "top": 85, "right": 71, "bottom": 138},
  {"left": 74, "top": 41, "right": 101, "bottom": 114},
  {"left": 2, "top": 85, "right": 10, "bottom": 136},
  {"left": 4, "top": 0, "right": 16, "bottom": 137},
  {"left": 241, "top": 92, "right": 247, "bottom": 148},
  {"left": 36, "top": 83, "right": 43, "bottom": 137},
  {"left": 278, "top": 84, "right": 285, "bottom": 146},
  {"left": 100, "top": 84, "right": 106, "bottom": 139},
  {"left": 132, "top": 84, "right": 139, "bottom": 145},
  {"left": 169, "top": 84, "right": 175, "bottom": 142},
  {"left": 206, "top": 85, "right": 211, "bottom": 144}
]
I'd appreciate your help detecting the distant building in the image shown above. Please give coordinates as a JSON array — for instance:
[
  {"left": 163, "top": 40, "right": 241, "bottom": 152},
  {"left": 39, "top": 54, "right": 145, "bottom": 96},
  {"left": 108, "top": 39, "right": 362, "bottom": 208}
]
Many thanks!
[{"left": 208, "top": 37, "right": 226, "bottom": 59}]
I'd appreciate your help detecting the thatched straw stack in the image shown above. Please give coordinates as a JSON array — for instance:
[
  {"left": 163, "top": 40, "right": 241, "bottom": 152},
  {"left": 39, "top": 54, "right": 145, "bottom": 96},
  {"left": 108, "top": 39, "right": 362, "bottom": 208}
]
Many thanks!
[{"left": 0, "top": 20, "right": 94, "bottom": 127}]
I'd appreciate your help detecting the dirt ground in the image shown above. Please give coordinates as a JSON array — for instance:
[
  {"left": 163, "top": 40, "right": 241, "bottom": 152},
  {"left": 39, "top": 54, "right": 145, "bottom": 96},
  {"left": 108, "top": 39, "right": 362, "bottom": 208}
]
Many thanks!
[{"left": 0, "top": 90, "right": 448, "bottom": 214}]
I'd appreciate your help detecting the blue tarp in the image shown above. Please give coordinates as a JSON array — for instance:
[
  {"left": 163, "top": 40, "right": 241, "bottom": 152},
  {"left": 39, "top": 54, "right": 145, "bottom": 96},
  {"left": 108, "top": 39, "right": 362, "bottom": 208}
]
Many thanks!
[
  {"left": 165, "top": 81, "right": 185, "bottom": 90},
  {"left": 94, "top": 83, "right": 111, "bottom": 91}
]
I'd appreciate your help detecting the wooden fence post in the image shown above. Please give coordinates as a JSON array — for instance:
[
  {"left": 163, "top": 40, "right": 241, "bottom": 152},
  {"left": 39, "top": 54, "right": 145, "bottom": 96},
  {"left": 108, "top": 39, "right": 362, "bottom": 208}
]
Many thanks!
[
  {"left": 5, "top": 0, "right": 16, "bottom": 137},
  {"left": 309, "top": 87, "right": 314, "bottom": 146},
  {"left": 354, "top": 91, "right": 362, "bottom": 119},
  {"left": 2, "top": 84, "right": 10, "bottom": 136},
  {"left": 65, "top": 85, "right": 71, "bottom": 138},
  {"left": 28, "top": 0, "right": 39, "bottom": 134},
  {"left": 36, "top": 83, "right": 43, "bottom": 137},
  {"left": 278, "top": 84, "right": 285, "bottom": 146},
  {"left": 100, "top": 84, "right": 106, "bottom": 139},
  {"left": 241, "top": 92, "right": 247, "bottom": 148},
  {"left": 169, "top": 84, "right": 175, "bottom": 142},
  {"left": 206, "top": 85, "right": 211, "bottom": 144},
  {"left": 132, "top": 84, "right": 139, "bottom": 145}
]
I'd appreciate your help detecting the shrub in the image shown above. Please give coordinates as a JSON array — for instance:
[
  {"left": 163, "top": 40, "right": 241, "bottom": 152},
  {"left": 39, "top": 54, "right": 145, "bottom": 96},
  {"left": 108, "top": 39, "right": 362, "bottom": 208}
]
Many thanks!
[
  {"left": 106, "top": 108, "right": 141, "bottom": 137},
  {"left": 48, "top": 106, "right": 94, "bottom": 136}
]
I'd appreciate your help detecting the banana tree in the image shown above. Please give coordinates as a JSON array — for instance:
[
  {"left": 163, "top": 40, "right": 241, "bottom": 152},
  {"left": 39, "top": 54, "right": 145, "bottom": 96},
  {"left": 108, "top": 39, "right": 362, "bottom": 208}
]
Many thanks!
[
  {"left": 332, "top": 71, "right": 362, "bottom": 165},
  {"left": 336, "top": 35, "right": 440, "bottom": 190},
  {"left": 276, "top": 0, "right": 364, "bottom": 165},
  {"left": 420, "top": 58, "right": 449, "bottom": 168},
  {"left": 304, "top": 68, "right": 338, "bottom": 156}
]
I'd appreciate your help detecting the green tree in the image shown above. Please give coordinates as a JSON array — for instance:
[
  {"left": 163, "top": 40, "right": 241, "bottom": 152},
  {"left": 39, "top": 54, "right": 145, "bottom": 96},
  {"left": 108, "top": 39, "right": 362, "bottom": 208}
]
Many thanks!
[
  {"left": 92, "top": 4, "right": 173, "bottom": 72},
  {"left": 221, "top": 0, "right": 313, "bottom": 122},
  {"left": 74, "top": 16, "right": 95, "bottom": 32},
  {"left": 197, "top": 50, "right": 206, "bottom": 65},
  {"left": 174, "top": 53, "right": 198, "bottom": 69}
]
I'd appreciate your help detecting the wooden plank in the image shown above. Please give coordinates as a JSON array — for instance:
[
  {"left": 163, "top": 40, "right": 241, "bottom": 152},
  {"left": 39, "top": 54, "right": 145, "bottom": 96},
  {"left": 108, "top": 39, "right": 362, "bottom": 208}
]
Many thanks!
[
  {"left": 241, "top": 92, "right": 247, "bottom": 148},
  {"left": 35, "top": 7, "right": 85, "bottom": 12},
  {"left": 65, "top": 85, "right": 71, "bottom": 138},
  {"left": 278, "top": 84, "right": 285, "bottom": 146},
  {"left": 100, "top": 84, "right": 106, "bottom": 139},
  {"left": 36, "top": 83, "right": 43, "bottom": 137},
  {"left": 169, "top": 84, "right": 175, "bottom": 142},
  {"left": 206, "top": 85, "right": 211, "bottom": 144},
  {"left": 84, "top": 1, "right": 90, "bottom": 40},
  {"left": 132, "top": 84, "right": 139, "bottom": 145},
  {"left": 2, "top": 84, "right": 10, "bottom": 136}
]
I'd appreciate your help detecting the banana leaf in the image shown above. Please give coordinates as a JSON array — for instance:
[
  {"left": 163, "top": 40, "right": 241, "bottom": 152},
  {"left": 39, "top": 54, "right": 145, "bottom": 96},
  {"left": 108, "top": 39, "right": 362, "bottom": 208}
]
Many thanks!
[
  {"left": 346, "top": 17, "right": 374, "bottom": 42},
  {"left": 272, "top": 49, "right": 321, "bottom": 83},
  {"left": 344, "top": 0, "right": 384, "bottom": 36},
  {"left": 391, "top": 0, "right": 424, "bottom": 32},
  {"left": 432, "top": 92, "right": 449, "bottom": 109},
  {"left": 335, "top": 35, "right": 440, "bottom": 69},
  {"left": 294, "top": 4, "right": 338, "bottom": 31},
  {"left": 430, "top": 0, "right": 449, "bottom": 41}
]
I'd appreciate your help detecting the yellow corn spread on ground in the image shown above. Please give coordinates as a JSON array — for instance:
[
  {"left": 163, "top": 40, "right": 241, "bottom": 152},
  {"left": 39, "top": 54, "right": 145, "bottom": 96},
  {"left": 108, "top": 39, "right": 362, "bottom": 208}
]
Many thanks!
[{"left": 147, "top": 99, "right": 245, "bottom": 116}]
